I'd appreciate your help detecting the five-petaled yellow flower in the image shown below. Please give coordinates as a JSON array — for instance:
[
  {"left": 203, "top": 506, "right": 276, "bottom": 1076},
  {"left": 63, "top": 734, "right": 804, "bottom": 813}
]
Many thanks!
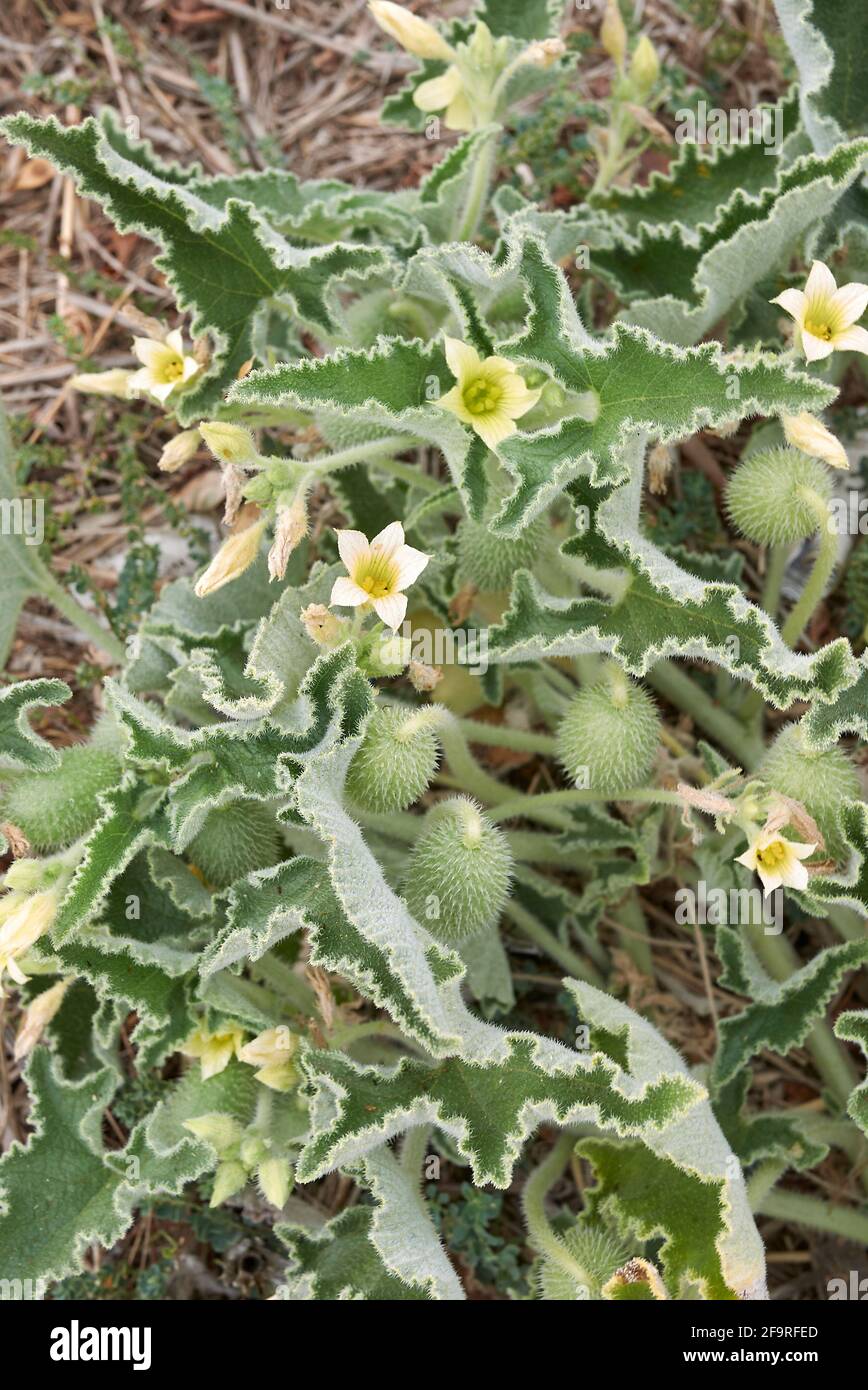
[
  {"left": 130, "top": 328, "right": 200, "bottom": 403},
  {"left": 735, "top": 828, "right": 816, "bottom": 897},
  {"left": 330, "top": 521, "right": 430, "bottom": 631},
  {"left": 181, "top": 1023, "right": 246, "bottom": 1080},
  {"left": 771, "top": 260, "right": 868, "bottom": 363},
  {"left": 437, "top": 337, "right": 541, "bottom": 451},
  {"left": 414, "top": 66, "right": 474, "bottom": 132}
]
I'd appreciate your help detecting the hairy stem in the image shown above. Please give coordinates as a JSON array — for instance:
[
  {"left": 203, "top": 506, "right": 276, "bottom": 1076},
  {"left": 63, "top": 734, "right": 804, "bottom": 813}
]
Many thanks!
[
  {"left": 522, "top": 1134, "right": 592, "bottom": 1290},
  {"left": 780, "top": 492, "right": 838, "bottom": 647}
]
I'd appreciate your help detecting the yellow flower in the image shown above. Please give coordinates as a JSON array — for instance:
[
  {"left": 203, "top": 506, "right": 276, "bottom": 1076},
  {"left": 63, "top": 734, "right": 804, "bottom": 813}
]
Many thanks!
[
  {"left": 181, "top": 1023, "right": 245, "bottom": 1080},
  {"left": 14, "top": 979, "right": 71, "bottom": 1060},
  {"left": 413, "top": 65, "right": 474, "bottom": 132},
  {"left": 69, "top": 368, "right": 134, "bottom": 399},
  {"left": 199, "top": 421, "right": 259, "bottom": 468},
  {"left": 130, "top": 328, "right": 200, "bottom": 403},
  {"left": 437, "top": 336, "right": 541, "bottom": 450},
  {"left": 158, "top": 428, "right": 201, "bottom": 473},
  {"left": 330, "top": 521, "right": 430, "bottom": 631},
  {"left": 0, "top": 890, "right": 58, "bottom": 991},
  {"left": 771, "top": 261, "right": 868, "bottom": 363},
  {"left": 368, "top": 1, "right": 454, "bottom": 61},
  {"left": 782, "top": 412, "right": 848, "bottom": 470},
  {"left": 194, "top": 517, "right": 266, "bottom": 598},
  {"left": 735, "top": 828, "right": 816, "bottom": 897},
  {"left": 238, "top": 1027, "right": 299, "bottom": 1092}
]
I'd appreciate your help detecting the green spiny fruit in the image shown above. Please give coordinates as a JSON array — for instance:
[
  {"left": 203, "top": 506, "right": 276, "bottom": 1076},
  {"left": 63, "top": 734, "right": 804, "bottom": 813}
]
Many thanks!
[
  {"left": 402, "top": 797, "right": 512, "bottom": 941},
  {"left": 725, "top": 448, "right": 832, "bottom": 545},
  {"left": 345, "top": 707, "right": 440, "bottom": 813},
  {"left": 187, "top": 799, "right": 283, "bottom": 888},
  {"left": 454, "top": 513, "right": 547, "bottom": 592},
  {"left": 758, "top": 722, "right": 861, "bottom": 861},
  {"left": 536, "top": 1222, "right": 633, "bottom": 1301},
  {"left": 2, "top": 746, "right": 121, "bottom": 851},
  {"left": 557, "top": 670, "right": 660, "bottom": 796}
]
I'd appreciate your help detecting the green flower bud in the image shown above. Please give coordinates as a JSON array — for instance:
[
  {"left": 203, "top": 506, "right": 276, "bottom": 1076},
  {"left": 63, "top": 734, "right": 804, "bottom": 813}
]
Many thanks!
[
  {"left": 725, "top": 448, "right": 832, "bottom": 545},
  {"left": 184, "top": 1112, "right": 244, "bottom": 1155},
  {"left": 210, "top": 1160, "right": 247, "bottom": 1208},
  {"left": 557, "top": 670, "right": 660, "bottom": 795},
  {"left": 402, "top": 797, "right": 513, "bottom": 942},
  {"left": 759, "top": 722, "right": 861, "bottom": 861},
  {"left": 240, "top": 1134, "right": 268, "bottom": 1168},
  {"left": 2, "top": 746, "right": 121, "bottom": 852},
  {"left": 629, "top": 35, "right": 660, "bottom": 99},
  {"left": 243, "top": 474, "right": 274, "bottom": 505},
  {"left": 454, "top": 514, "right": 548, "bottom": 592},
  {"left": 257, "top": 1156, "right": 292, "bottom": 1209},
  {"left": 345, "top": 707, "right": 439, "bottom": 813},
  {"left": 187, "top": 799, "right": 283, "bottom": 888}
]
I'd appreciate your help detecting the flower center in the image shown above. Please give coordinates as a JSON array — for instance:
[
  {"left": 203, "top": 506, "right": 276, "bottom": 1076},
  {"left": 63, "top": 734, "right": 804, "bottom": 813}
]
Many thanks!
[
  {"left": 756, "top": 840, "right": 787, "bottom": 871},
  {"left": 803, "top": 318, "right": 833, "bottom": 342},
  {"left": 161, "top": 354, "right": 185, "bottom": 382},
  {"left": 463, "top": 376, "right": 503, "bottom": 416},
  {"left": 356, "top": 547, "right": 398, "bottom": 599}
]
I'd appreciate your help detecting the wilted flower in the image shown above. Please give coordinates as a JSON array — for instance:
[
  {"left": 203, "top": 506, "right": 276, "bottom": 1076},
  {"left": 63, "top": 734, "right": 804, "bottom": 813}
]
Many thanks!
[
  {"left": 330, "top": 521, "right": 430, "bottom": 631},
  {"left": 771, "top": 260, "right": 868, "bottom": 363},
  {"left": 158, "top": 428, "right": 201, "bottom": 473},
  {"left": 14, "top": 978, "right": 71, "bottom": 1060},
  {"left": 782, "top": 412, "right": 848, "bottom": 470},
  {"left": 268, "top": 496, "right": 308, "bottom": 581},
  {"left": 300, "top": 603, "right": 346, "bottom": 646},
  {"left": 68, "top": 368, "right": 134, "bottom": 399},
  {"left": 194, "top": 517, "right": 266, "bottom": 598}
]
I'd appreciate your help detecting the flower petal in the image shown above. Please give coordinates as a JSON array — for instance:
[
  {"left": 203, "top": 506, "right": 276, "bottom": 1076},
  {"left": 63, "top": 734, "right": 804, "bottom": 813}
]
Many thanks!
[
  {"left": 330, "top": 576, "right": 370, "bottom": 609},
  {"left": 370, "top": 520, "right": 405, "bottom": 557},
  {"left": 437, "top": 383, "right": 474, "bottom": 424},
  {"left": 830, "top": 325, "right": 868, "bottom": 356},
  {"left": 472, "top": 412, "right": 518, "bottom": 452},
  {"left": 373, "top": 592, "right": 408, "bottom": 630},
  {"left": 497, "top": 376, "right": 542, "bottom": 420},
  {"left": 444, "top": 90, "right": 475, "bottom": 132},
  {"left": 789, "top": 841, "right": 817, "bottom": 861},
  {"left": 393, "top": 543, "right": 431, "bottom": 589},
  {"left": 336, "top": 528, "right": 370, "bottom": 574},
  {"left": 804, "top": 259, "right": 838, "bottom": 303},
  {"left": 830, "top": 282, "right": 868, "bottom": 327},
  {"left": 413, "top": 66, "right": 462, "bottom": 113},
  {"left": 770, "top": 288, "right": 806, "bottom": 321},
  {"left": 801, "top": 329, "right": 835, "bottom": 363},
  {"left": 132, "top": 336, "right": 167, "bottom": 369},
  {"left": 151, "top": 380, "right": 177, "bottom": 403},
  {"left": 443, "top": 336, "right": 480, "bottom": 384},
  {"left": 165, "top": 328, "right": 185, "bottom": 355},
  {"left": 756, "top": 866, "right": 783, "bottom": 897},
  {"left": 734, "top": 847, "right": 758, "bottom": 871},
  {"left": 781, "top": 858, "right": 810, "bottom": 892}
]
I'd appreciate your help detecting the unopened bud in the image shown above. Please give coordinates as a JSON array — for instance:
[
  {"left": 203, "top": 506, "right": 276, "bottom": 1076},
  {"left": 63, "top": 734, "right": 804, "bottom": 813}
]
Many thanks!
[
  {"left": 199, "top": 421, "right": 259, "bottom": 468},
  {"left": 194, "top": 518, "right": 266, "bottom": 598},
  {"left": 69, "top": 369, "right": 134, "bottom": 399},
  {"left": 601, "top": 0, "right": 628, "bottom": 69},
  {"left": 158, "top": 428, "right": 201, "bottom": 473},
  {"left": 14, "top": 978, "right": 70, "bottom": 1060},
  {"left": 629, "top": 35, "right": 660, "bottom": 98},
  {"left": 368, "top": 2, "right": 454, "bottom": 61}
]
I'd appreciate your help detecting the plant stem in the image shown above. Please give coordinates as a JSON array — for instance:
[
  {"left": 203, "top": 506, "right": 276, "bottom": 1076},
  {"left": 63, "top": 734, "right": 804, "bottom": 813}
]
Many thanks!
[
  {"left": 456, "top": 130, "right": 499, "bottom": 241},
  {"left": 780, "top": 493, "right": 838, "bottom": 647},
  {"left": 455, "top": 718, "right": 557, "bottom": 757},
  {"left": 37, "top": 568, "right": 126, "bottom": 664},
  {"left": 504, "top": 899, "right": 604, "bottom": 986},
  {"left": 522, "top": 1133, "right": 591, "bottom": 1289},
  {"left": 756, "top": 1187, "right": 868, "bottom": 1244},
  {"left": 648, "top": 660, "right": 763, "bottom": 768},
  {"left": 761, "top": 542, "right": 790, "bottom": 621},
  {"left": 487, "top": 784, "right": 682, "bottom": 826}
]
